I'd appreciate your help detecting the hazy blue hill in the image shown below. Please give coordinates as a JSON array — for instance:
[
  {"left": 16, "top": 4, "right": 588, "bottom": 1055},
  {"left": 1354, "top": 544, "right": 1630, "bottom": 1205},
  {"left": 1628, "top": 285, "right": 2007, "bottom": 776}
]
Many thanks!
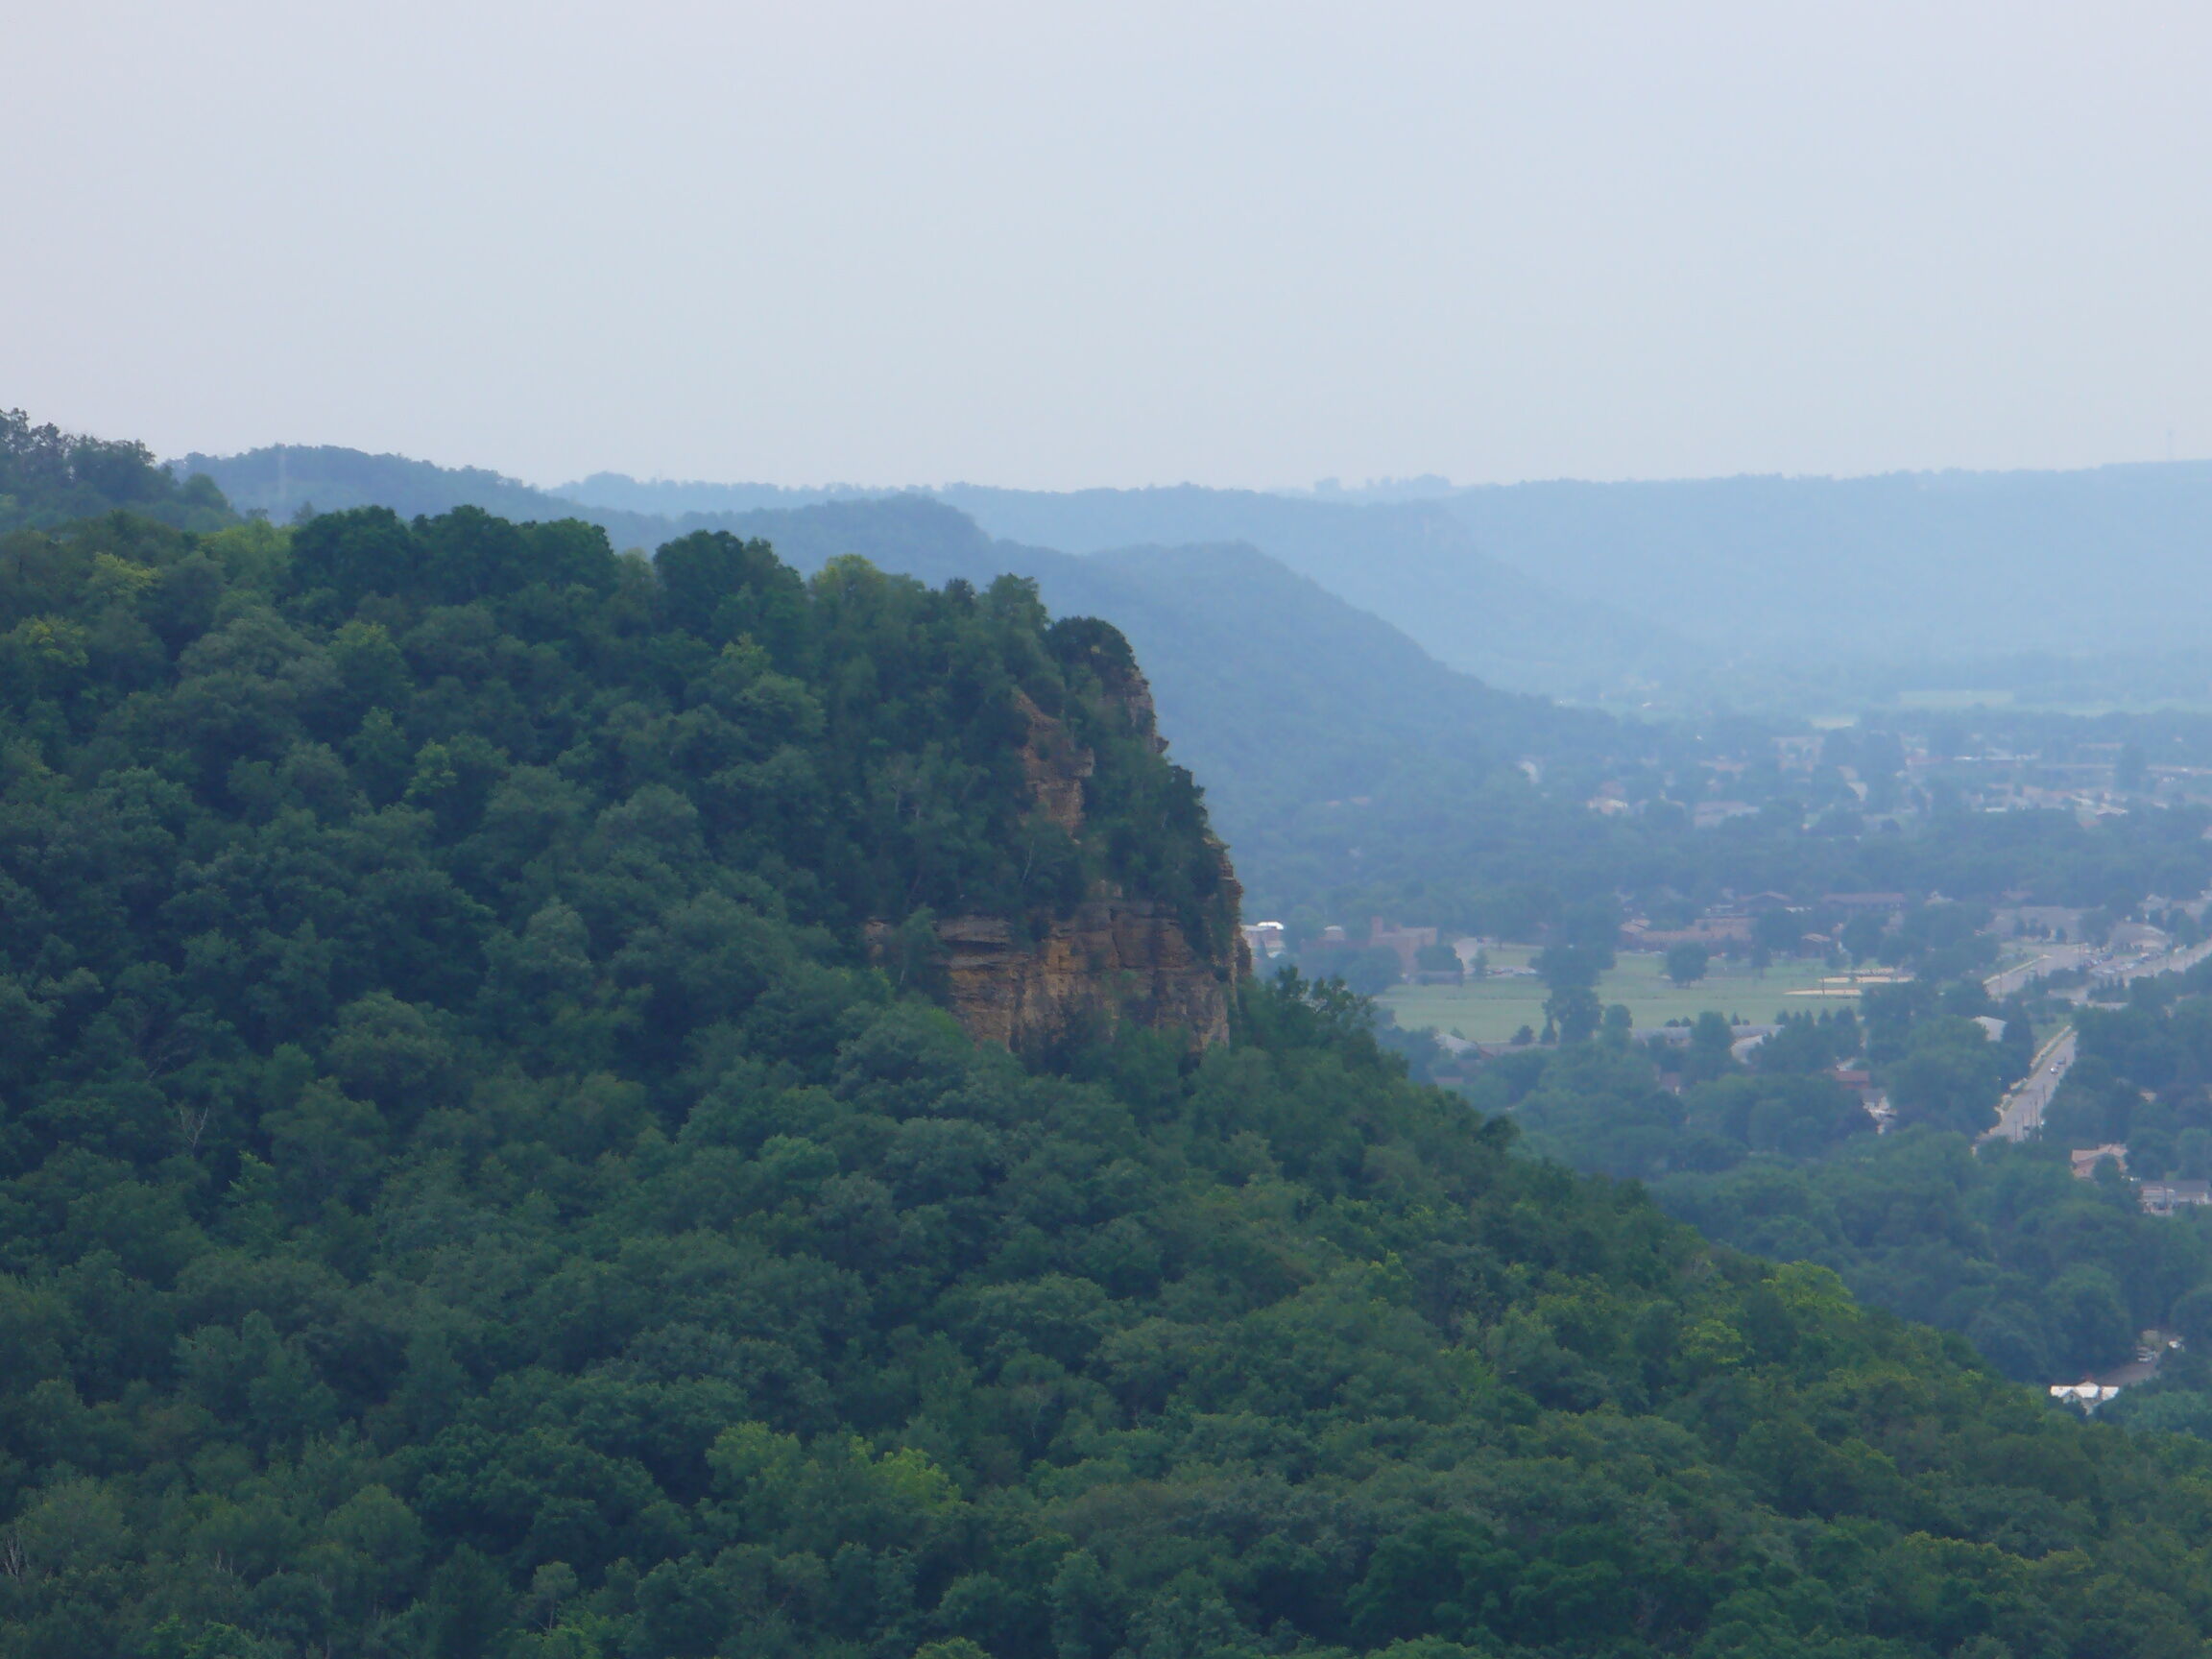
[
  {"left": 178, "top": 447, "right": 952, "bottom": 568},
  {"left": 190, "top": 451, "right": 2212, "bottom": 710},
  {"left": 1027, "top": 543, "right": 1626, "bottom": 913},
  {"left": 938, "top": 482, "right": 1673, "bottom": 695},
  {"left": 554, "top": 470, "right": 882, "bottom": 515},
  {"left": 941, "top": 467, "right": 2212, "bottom": 709},
  {"left": 177, "top": 444, "right": 573, "bottom": 522},
  {"left": 557, "top": 474, "right": 1676, "bottom": 698},
  {"left": 1442, "top": 462, "right": 2212, "bottom": 661},
  {"left": 682, "top": 492, "right": 1004, "bottom": 581}
]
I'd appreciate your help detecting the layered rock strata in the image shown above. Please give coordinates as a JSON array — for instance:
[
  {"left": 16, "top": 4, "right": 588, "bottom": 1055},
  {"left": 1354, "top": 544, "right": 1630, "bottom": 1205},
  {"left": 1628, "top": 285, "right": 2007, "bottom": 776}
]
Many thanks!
[
  {"left": 870, "top": 660, "right": 1243, "bottom": 1054},
  {"left": 914, "top": 897, "right": 1234, "bottom": 1051}
]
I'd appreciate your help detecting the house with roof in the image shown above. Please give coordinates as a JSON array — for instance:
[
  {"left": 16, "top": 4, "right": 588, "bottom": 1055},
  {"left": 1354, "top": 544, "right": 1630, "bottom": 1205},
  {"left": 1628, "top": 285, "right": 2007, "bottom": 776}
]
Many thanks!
[
  {"left": 2051, "top": 1332, "right": 2182, "bottom": 1408},
  {"left": 2071, "top": 1144, "right": 2128, "bottom": 1180}
]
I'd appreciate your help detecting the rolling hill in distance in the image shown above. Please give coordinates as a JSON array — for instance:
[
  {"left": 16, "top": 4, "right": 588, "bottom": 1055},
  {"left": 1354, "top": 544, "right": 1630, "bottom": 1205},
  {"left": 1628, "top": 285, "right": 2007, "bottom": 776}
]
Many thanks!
[
  {"left": 172, "top": 445, "right": 1635, "bottom": 911},
  {"left": 531, "top": 462, "right": 2212, "bottom": 708},
  {"left": 939, "top": 470, "right": 2212, "bottom": 712},
  {"left": 929, "top": 485, "right": 1671, "bottom": 696},
  {"left": 198, "top": 443, "right": 2212, "bottom": 713},
  {"left": 1440, "top": 465, "right": 2212, "bottom": 658},
  {"left": 180, "top": 447, "right": 1664, "bottom": 697}
]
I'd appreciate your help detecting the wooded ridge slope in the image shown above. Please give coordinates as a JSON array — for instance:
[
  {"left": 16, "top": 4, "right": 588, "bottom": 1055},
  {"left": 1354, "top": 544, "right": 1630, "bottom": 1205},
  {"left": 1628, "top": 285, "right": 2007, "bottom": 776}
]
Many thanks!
[
  {"left": 156, "top": 436, "right": 2212, "bottom": 937},
  {"left": 159, "top": 442, "right": 1630, "bottom": 917},
  {"left": 0, "top": 488, "right": 2208, "bottom": 1658}
]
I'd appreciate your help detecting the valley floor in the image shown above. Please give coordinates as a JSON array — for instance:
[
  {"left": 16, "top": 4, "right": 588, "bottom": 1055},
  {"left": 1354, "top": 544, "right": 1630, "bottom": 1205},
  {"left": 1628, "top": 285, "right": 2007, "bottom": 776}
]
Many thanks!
[{"left": 1382, "top": 946, "right": 1862, "bottom": 1042}]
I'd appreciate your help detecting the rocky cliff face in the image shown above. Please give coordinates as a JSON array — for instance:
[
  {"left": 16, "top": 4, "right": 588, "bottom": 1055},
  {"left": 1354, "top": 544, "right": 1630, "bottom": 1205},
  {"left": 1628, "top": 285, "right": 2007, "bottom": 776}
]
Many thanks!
[
  {"left": 909, "top": 886, "right": 1238, "bottom": 1051},
  {"left": 1015, "top": 689, "right": 1092, "bottom": 835},
  {"left": 871, "top": 657, "right": 1245, "bottom": 1055}
]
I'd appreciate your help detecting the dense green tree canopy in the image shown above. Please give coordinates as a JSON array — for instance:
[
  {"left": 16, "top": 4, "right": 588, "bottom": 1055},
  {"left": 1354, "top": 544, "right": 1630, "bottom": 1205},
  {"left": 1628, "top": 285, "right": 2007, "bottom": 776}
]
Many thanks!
[
  {"left": 2, "top": 501, "right": 2212, "bottom": 1658},
  {"left": 0, "top": 411, "right": 231, "bottom": 535}
]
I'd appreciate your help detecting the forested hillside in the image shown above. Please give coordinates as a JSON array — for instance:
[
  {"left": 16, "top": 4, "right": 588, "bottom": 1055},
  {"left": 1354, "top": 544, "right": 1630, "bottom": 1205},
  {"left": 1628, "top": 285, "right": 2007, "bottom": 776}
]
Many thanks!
[
  {"left": 168, "top": 442, "right": 2212, "bottom": 940},
  {"left": 3, "top": 493, "right": 2212, "bottom": 1657},
  {"left": 5, "top": 412, "right": 230, "bottom": 535},
  {"left": 166, "top": 447, "right": 681, "bottom": 555},
  {"left": 627, "top": 495, "right": 1624, "bottom": 914},
  {"left": 162, "top": 448, "right": 1637, "bottom": 917},
  {"left": 1485, "top": 982, "right": 2206, "bottom": 1389}
]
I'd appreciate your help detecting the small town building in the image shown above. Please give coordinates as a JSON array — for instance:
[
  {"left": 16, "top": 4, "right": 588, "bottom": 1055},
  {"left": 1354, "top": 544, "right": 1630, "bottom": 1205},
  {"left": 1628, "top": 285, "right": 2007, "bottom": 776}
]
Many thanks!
[
  {"left": 1240, "top": 920, "right": 1287, "bottom": 961},
  {"left": 1367, "top": 918, "right": 1438, "bottom": 976},
  {"left": 2051, "top": 1332, "right": 2181, "bottom": 1408},
  {"left": 2070, "top": 1144, "right": 2129, "bottom": 1180},
  {"left": 2142, "top": 1179, "right": 2212, "bottom": 1215}
]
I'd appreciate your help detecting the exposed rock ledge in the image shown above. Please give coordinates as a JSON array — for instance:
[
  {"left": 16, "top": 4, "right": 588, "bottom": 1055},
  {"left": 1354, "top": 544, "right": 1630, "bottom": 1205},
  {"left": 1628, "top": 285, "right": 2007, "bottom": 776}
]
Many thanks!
[
  {"left": 869, "top": 651, "right": 1244, "bottom": 1055},
  {"left": 872, "top": 897, "right": 1235, "bottom": 1053}
]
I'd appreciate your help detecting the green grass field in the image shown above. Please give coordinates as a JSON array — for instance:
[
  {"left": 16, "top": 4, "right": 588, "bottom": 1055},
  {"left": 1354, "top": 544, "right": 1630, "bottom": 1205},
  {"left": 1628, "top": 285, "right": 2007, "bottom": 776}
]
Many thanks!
[{"left": 1381, "top": 946, "right": 1865, "bottom": 1043}]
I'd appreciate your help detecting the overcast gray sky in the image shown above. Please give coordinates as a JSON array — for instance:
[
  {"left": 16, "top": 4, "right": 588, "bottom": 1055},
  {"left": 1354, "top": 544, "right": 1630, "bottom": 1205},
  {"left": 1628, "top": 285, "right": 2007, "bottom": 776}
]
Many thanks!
[{"left": 6, "top": 2, "right": 2210, "bottom": 490}]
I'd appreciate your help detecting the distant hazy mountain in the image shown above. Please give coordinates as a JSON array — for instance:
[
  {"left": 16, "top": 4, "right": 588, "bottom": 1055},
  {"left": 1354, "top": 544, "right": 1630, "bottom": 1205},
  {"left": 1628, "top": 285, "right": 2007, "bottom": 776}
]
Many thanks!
[
  {"left": 936, "top": 484, "right": 1671, "bottom": 696},
  {"left": 172, "top": 445, "right": 883, "bottom": 562},
  {"left": 174, "top": 445, "right": 594, "bottom": 526},
  {"left": 1437, "top": 464, "right": 2212, "bottom": 661},
  {"left": 931, "top": 466, "right": 2212, "bottom": 709},
  {"left": 552, "top": 472, "right": 1669, "bottom": 698},
  {"left": 553, "top": 472, "right": 888, "bottom": 516},
  {"left": 190, "top": 446, "right": 2212, "bottom": 710}
]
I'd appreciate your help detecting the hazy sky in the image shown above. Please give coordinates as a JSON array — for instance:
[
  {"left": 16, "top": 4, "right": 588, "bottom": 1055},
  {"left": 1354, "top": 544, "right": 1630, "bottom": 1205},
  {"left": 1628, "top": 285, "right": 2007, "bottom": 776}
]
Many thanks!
[{"left": 8, "top": 2, "right": 2211, "bottom": 490}]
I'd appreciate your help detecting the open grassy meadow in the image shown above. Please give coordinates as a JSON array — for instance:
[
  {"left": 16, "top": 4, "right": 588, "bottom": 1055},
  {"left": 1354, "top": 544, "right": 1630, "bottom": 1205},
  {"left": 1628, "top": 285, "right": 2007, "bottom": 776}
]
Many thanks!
[{"left": 1381, "top": 946, "right": 1865, "bottom": 1043}]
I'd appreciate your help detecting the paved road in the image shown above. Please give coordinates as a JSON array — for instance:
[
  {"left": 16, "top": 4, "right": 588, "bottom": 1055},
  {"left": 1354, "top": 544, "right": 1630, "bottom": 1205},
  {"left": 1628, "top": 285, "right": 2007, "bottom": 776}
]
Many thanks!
[
  {"left": 1984, "top": 1025, "right": 2079, "bottom": 1143},
  {"left": 1983, "top": 937, "right": 2212, "bottom": 1007},
  {"left": 1984, "top": 944, "right": 2094, "bottom": 999},
  {"left": 2079, "top": 937, "right": 2212, "bottom": 998},
  {"left": 1976, "top": 939, "right": 2212, "bottom": 1145}
]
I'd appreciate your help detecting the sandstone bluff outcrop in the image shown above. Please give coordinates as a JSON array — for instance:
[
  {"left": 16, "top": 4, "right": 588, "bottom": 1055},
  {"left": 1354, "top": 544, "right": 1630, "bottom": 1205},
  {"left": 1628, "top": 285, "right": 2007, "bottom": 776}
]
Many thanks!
[{"left": 869, "top": 657, "right": 1246, "bottom": 1055}]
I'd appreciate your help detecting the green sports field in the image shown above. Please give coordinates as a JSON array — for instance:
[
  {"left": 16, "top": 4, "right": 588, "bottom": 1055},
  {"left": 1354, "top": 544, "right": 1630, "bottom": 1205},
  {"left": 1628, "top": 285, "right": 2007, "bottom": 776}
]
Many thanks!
[{"left": 1381, "top": 946, "right": 1866, "bottom": 1043}]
